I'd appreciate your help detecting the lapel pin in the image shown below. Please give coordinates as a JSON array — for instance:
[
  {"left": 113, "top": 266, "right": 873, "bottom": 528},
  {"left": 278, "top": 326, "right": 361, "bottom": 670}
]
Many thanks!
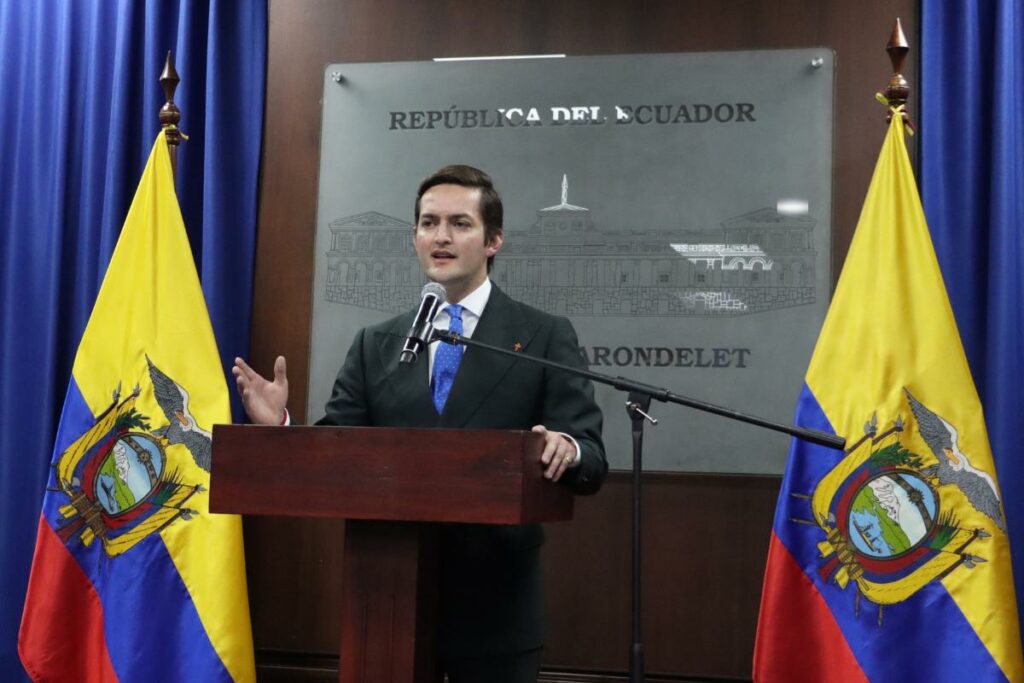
[{"left": 513, "top": 342, "right": 523, "bottom": 353}]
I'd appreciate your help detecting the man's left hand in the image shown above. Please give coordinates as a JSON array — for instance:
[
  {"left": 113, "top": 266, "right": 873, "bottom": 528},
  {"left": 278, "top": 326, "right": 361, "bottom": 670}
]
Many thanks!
[{"left": 533, "top": 425, "right": 578, "bottom": 482}]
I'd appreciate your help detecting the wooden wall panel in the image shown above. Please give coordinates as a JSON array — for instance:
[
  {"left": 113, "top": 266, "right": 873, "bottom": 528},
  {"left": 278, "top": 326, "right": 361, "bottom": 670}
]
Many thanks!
[
  {"left": 542, "top": 473, "right": 780, "bottom": 677},
  {"left": 249, "top": 1, "right": 918, "bottom": 678}
]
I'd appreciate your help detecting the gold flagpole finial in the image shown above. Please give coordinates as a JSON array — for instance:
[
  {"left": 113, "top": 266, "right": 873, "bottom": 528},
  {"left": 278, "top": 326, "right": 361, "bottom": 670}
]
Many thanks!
[
  {"left": 159, "top": 51, "right": 182, "bottom": 176},
  {"left": 884, "top": 19, "right": 911, "bottom": 125}
]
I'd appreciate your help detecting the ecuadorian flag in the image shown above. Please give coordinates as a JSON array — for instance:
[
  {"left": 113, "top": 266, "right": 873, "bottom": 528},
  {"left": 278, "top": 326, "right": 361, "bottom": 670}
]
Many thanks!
[
  {"left": 754, "top": 112, "right": 1024, "bottom": 682},
  {"left": 18, "top": 132, "right": 255, "bottom": 682}
]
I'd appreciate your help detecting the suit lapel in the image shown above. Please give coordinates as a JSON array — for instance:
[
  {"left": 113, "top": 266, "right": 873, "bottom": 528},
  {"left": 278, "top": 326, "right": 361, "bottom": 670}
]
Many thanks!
[{"left": 439, "top": 286, "right": 541, "bottom": 427}]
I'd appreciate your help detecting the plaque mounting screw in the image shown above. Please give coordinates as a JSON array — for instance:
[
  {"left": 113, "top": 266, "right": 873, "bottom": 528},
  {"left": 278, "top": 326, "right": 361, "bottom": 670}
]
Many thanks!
[
  {"left": 331, "top": 71, "right": 343, "bottom": 83},
  {"left": 810, "top": 58, "right": 825, "bottom": 69}
]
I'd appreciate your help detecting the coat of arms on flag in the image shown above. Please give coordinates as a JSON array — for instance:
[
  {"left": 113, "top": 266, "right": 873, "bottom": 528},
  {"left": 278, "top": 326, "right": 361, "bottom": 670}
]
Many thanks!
[
  {"left": 789, "top": 388, "right": 1003, "bottom": 620},
  {"left": 51, "top": 358, "right": 214, "bottom": 557}
]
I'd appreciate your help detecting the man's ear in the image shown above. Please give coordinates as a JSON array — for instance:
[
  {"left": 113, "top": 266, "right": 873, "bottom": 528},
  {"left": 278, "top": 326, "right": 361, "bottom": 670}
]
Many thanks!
[{"left": 486, "top": 229, "right": 504, "bottom": 257}]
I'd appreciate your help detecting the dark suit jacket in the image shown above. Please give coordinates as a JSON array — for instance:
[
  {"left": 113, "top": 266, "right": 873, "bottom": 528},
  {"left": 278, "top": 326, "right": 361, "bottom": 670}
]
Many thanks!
[{"left": 317, "top": 284, "right": 606, "bottom": 658}]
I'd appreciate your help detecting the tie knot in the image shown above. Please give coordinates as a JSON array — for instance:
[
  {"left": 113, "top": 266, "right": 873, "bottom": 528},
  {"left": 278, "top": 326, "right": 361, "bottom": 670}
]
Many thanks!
[{"left": 447, "top": 304, "right": 464, "bottom": 321}]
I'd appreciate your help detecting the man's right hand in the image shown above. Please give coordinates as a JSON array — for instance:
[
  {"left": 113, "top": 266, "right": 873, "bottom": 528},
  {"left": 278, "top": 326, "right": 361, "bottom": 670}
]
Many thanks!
[{"left": 232, "top": 356, "right": 289, "bottom": 425}]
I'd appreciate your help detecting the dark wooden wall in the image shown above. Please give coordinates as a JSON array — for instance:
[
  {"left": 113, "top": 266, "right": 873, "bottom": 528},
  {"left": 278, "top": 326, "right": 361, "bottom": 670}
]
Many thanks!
[{"left": 247, "top": 1, "right": 918, "bottom": 680}]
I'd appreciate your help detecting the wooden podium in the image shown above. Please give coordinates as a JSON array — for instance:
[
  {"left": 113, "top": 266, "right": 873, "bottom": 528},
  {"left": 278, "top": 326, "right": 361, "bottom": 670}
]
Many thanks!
[{"left": 209, "top": 425, "right": 574, "bottom": 683}]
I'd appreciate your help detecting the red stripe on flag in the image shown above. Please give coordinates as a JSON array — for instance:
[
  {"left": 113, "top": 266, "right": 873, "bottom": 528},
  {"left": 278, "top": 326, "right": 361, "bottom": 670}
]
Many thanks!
[
  {"left": 18, "top": 515, "right": 118, "bottom": 682},
  {"left": 754, "top": 534, "right": 867, "bottom": 683}
]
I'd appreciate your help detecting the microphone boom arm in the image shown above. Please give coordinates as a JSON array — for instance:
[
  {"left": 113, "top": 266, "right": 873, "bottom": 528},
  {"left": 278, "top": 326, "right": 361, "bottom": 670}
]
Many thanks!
[{"left": 431, "top": 328, "right": 844, "bottom": 450}]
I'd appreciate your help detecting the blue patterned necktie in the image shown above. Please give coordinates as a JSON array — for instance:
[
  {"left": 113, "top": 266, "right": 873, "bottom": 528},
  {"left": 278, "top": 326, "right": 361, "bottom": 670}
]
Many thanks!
[{"left": 431, "top": 304, "right": 465, "bottom": 413}]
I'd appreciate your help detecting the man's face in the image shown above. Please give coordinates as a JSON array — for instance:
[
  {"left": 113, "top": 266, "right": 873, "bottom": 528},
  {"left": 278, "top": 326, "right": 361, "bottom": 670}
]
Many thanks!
[{"left": 413, "top": 183, "right": 503, "bottom": 302}]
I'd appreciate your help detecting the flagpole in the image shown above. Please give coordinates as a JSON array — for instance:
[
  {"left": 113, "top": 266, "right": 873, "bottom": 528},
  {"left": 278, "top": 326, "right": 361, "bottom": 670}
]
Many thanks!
[{"left": 160, "top": 51, "right": 182, "bottom": 176}]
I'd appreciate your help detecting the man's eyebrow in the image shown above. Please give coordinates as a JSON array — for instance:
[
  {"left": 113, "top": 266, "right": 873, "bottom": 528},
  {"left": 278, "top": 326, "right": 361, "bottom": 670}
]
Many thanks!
[{"left": 419, "top": 211, "right": 474, "bottom": 221}]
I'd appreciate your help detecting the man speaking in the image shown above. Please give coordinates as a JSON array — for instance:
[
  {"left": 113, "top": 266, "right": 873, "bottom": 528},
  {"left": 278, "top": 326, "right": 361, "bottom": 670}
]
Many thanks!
[{"left": 233, "top": 165, "right": 606, "bottom": 682}]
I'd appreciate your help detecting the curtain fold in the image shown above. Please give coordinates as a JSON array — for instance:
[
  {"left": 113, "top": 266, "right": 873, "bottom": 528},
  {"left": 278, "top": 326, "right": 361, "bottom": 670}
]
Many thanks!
[
  {"left": 0, "top": 2, "right": 267, "bottom": 678},
  {"left": 922, "top": 0, "right": 1024, "bottom": 628}
]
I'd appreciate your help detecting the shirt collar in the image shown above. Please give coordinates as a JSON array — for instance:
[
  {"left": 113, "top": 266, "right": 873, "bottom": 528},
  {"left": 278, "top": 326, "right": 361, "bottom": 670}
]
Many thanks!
[{"left": 447, "top": 278, "right": 491, "bottom": 320}]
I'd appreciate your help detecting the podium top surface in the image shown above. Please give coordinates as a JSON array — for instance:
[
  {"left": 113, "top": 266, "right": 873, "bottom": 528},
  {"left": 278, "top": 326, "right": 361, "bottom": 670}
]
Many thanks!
[{"left": 210, "top": 425, "right": 573, "bottom": 525}]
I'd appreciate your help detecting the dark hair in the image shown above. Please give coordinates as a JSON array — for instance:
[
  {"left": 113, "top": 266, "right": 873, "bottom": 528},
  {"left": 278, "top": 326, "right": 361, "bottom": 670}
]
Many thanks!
[{"left": 414, "top": 164, "right": 504, "bottom": 271}]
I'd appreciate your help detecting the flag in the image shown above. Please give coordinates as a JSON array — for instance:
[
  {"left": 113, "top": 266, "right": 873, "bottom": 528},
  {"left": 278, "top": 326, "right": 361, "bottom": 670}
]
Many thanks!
[
  {"left": 18, "top": 132, "right": 256, "bottom": 682},
  {"left": 753, "top": 112, "right": 1024, "bottom": 682}
]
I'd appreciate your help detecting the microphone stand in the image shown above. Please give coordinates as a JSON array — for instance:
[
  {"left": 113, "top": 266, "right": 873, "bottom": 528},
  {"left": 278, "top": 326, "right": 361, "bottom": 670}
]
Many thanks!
[
  {"left": 626, "top": 390, "right": 653, "bottom": 683},
  {"left": 432, "top": 328, "right": 844, "bottom": 683}
]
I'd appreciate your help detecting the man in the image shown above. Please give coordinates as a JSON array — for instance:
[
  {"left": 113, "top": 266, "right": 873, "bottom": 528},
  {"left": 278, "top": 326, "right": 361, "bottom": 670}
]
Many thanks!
[{"left": 233, "top": 165, "right": 606, "bottom": 682}]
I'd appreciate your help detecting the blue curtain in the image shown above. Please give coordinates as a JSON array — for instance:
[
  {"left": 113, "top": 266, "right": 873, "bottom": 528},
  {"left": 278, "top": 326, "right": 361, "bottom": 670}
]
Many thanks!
[
  {"left": 921, "top": 0, "right": 1024, "bottom": 627},
  {"left": 0, "top": 1, "right": 266, "bottom": 679}
]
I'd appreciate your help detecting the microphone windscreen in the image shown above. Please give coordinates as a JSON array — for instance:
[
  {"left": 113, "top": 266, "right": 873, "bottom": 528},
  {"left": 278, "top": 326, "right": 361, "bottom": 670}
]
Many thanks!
[{"left": 421, "top": 282, "right": 447, "bottom": 302}]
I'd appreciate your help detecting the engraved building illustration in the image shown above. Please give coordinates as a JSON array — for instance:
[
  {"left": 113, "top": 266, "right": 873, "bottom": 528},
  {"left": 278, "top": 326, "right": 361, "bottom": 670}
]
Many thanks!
[{"left": 324, "top": 177, "right": 817, "bottom": 317}]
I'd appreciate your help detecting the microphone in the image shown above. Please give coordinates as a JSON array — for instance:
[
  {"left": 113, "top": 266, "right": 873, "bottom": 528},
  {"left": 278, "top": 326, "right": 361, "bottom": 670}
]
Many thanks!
[{"left": 400, "top": 282, "right": 447, "bottom": 364}]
